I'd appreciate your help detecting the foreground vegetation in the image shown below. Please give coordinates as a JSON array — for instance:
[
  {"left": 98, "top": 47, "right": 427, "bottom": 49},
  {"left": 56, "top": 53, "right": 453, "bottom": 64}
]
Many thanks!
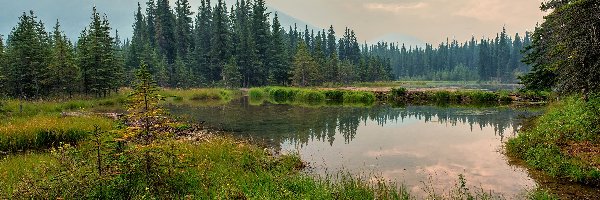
[{"left": 507, "top": 95, "right": 600, "bottom": 185}]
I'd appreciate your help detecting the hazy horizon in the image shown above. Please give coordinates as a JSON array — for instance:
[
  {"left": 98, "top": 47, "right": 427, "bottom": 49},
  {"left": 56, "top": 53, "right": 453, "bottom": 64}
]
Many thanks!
[{"left": 0, "top": 0, "right": 545, "bottom": 45}]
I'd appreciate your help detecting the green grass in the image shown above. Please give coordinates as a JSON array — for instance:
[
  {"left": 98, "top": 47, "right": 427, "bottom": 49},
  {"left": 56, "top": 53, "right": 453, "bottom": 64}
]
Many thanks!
[
  {"left": 0, "top": 114, "right": 114, "bottom": 152},
  {"left": 0, "top": 135, "right": 412, "bottom": 199},
  {"left": 0, "top": 153, "right": 57, "bottom": 195},
  {"left": 506, "top": 95, "right": 600, "bottom": 184},
  {"left": 388, "top": 87, "right": 550, "bottom": 105},
  {"left": 249, "top": 87, "right": 377, "bottom": 106},
  {"left": 160, "top": 88, "right": 237, "bottom": 103}
]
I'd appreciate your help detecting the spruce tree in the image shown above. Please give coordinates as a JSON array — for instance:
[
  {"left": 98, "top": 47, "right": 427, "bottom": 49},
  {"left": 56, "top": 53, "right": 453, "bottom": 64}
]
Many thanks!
[
  {"left": 127, "top": 2, "right": 148, "bottom": 83},
  {"left": 251, "top": 0, "right": 271, "bottom": 86},
  {"left": 291, "top": 42, "right": 319, "bottom": 87},
  {"left": 175, "top": 0, "right": 194, "bottom": 57},
  {"left": 209, "top": 0, "right": 232, "bottom": 83},
  {"left": 77, "top": 7, "right": 120, "bottom": 96},
  {"left": 192, "top": 0, "right": 213, "bottom": 85},
  {"left": 0, "top": 35, "right": 6, "bottom": 94},
  {"left": 5, "top": 11, "right": 52, "bottom": 98},
  {"left": 269, "top": 13, "right": 289, "bottom": 85},
  {"left": 49, "top": 20, "right": 79, "bottom": 97},
  {"left": 221, "top": 57, "right": 242, "bottom": 88}
]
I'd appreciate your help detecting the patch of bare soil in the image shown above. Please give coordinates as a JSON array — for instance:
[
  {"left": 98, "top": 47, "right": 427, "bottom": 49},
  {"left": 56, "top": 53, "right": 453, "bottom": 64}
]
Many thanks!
[{"left": 563, "top": 141, "right": 600, "bottom": 170}]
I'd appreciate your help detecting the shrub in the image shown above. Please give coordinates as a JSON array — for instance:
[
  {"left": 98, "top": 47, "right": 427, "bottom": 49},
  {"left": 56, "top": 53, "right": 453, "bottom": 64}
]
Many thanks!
[
  {"left": 390, "top": 87, "right": 408, "bottom": 98},
  {"left": 343, "top": 91, "right": 376, "bottom": 104}
]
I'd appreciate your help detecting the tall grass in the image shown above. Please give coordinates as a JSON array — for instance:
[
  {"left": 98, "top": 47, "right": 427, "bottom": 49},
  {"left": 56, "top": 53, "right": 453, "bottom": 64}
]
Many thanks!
[
  {"left": 249, "top": 87, "right": 376, "bottom": 106},
  {"left": 160, "top": 88, "right": 237, "bottom": 102},
  {"left": 506, "top": 95, "right": 600, "bottom": 184},
  {"left": 389, "top": 87, "right": 550, "bottom": 105},
  {"left": 2, "top": 135, "right": 411, "bottom": 199},
  {"left": 0, "top": 115, "right": 114, "bottom": 152}
]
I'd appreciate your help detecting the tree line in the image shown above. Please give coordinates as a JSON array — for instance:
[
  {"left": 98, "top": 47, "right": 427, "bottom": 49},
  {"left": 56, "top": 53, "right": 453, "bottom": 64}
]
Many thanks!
[
  {"left": 124, "top": 0, "right": 394, "bottom": 89},
  {"left": 368, "top": 28, "right": 532, "bottom": 82},
  {"left": 0, "top": 0, "right": 540, "bottom": 99}
]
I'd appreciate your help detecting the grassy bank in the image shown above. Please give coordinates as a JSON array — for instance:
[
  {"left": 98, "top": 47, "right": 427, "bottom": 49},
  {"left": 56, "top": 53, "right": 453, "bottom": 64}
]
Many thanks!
[
  {"left": 160, "top": 88, "right": 239, "bottom": 104},
  {"left": 249, "top": 87, "right": 376, "bottom": 106},
  {"left": 0, "top": 134, "right": 412, "bottom": 199},
  {"left": 389, "top": 88, "right": 550, "bottom": 105},
  {"left": 506, "top": 95, "right": 600, "bottom": 185},
  {"left": 0, "top": 114, "right": 113, "bottom": 152},
  {"left": 0, "top": 88, "right": 237, "bottom": 153}
]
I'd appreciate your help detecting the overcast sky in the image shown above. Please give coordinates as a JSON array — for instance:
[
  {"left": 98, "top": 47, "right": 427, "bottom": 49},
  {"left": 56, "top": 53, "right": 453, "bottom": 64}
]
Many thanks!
[
  {"left": 264, "top": 0, "right": 545, "bottom": 44},
  {"left": 0, "top": 0, "right": 545, "bottom": 45}
]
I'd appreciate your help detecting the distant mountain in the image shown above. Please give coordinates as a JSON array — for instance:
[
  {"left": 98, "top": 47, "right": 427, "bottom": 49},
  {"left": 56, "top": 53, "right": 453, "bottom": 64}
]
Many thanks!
[
  {"left": 267, "top": 7, "right": 322, "bottom": 33},
  {"left": 368, "top": 33, "right": 427, "bottom": 49}
]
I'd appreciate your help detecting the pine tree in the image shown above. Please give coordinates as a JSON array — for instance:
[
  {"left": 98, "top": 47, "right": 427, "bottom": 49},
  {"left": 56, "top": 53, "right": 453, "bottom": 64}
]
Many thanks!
[
  {"left": 209, "top": 0, "right": 232, "bottom": 83},
  {"left": 231, "top": 0, "right": 257, "bottom": 87},
  {"left": 251, "top": 0, "right": 271, "bottom": 86},
  {"left": 155, "top": 0, "right": 177, "bottom": 86},
  {"left": 326, "top": 25, "right": 336, "bottom": 57},
  {"left": 175, "top": 0, "right": 194, "bottom": 57},
  {"left": 127, "top": 61, "right": 167, "bottom": 142},
  {"left": 0, "top": 35, "right": 6, "bottom": 94},
  {"left": 127, "top": 2, "right": 149, "bottom": 83},
  {"left": 192, "top": 0, "right": 213, "bottom": 85},
  {"left": 269, "top": 13, "right": 289, "bottom": 85},
  {"left": 146, "top": 0, "right": 158, "bottom": 48},
  {"left": 5, "top": 11, "right": 52, "bottom": 98},
  {"left": 49, "top": 20, "right": 79, "bottom": 97},
  {"left": 291, "top": 42, "right": 319, "bottom": 87},
  {"left": 77, "top": 7, "right": 121, "bottom": 96},
  {"left": 221, "top": 57, "right": 242, "bottom": 88}
]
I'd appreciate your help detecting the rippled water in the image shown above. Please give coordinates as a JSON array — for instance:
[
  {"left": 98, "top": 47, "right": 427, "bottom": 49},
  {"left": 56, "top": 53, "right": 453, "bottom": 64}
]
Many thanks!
[{"left": 169, "top": 97, "right": 541, "bottom": 197}]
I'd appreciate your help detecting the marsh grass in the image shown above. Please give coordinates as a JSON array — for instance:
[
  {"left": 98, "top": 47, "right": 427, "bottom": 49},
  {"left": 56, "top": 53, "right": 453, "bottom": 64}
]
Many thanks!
[
  {"left": 160, "top": 88, "right": 237, "bottom": 103},
  {"left": 249, "top": 87, "right": 376, "bottom": 106},
  {"left": 1, "top": 135, "right": 412, "bottom": 199},
  {"left": 0, "top": 114, "right": 114, "bottom": 152},
  {"left": 389, "top": 87, "right": 550, "bottom": 105},
  {"left": 506, "top": 95, "right": 600, "bottom": 185}
]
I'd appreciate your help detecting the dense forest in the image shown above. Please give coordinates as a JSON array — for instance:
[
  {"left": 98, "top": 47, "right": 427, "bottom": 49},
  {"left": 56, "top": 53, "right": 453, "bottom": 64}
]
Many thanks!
[
  {"left": 0, "top": 0, "right": 534, "bottom": 99},
  {"left": 369, "top": 29, "right": 532, "bottom": 82}
]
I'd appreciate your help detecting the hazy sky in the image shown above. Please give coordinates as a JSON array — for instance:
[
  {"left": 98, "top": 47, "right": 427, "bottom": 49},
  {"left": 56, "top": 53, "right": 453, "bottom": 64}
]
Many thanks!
[
  {"left": 0, "top": 0, "right": 546, "bottom": 45},
  {"left": 264, "top": 0, "right": 546, "bottom": 44}
]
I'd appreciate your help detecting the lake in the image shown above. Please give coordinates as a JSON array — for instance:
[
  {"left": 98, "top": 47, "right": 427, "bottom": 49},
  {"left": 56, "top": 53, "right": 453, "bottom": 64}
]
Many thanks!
[{"left": 168, "top": 97, "right": 540, "bottom": 198}]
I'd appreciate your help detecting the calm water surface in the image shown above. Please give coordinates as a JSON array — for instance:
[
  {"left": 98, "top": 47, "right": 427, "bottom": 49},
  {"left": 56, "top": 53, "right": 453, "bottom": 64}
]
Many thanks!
[{"left": 169, "top": 98, "right": 540, "bottom": 197}]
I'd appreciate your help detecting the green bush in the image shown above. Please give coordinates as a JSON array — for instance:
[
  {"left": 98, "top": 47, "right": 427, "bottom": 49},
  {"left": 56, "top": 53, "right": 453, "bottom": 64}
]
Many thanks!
[
  {"left": 390, "top": 87, "right": 408, "bottom": 98},
  {"left": 506, "top": 96, "right": 600, "bottom": 184},
  {"left": 343, "top": 91, "right": 376, "bottom": 104}
]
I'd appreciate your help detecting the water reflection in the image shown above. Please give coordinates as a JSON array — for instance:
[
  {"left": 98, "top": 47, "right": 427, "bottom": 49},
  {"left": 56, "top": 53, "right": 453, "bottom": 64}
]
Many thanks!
[
  {"left": 168, "top": 97, "right": 539, "bottom": 198},
  {"left": 169, "top": 97, "right": 536, "bottom": 148}
]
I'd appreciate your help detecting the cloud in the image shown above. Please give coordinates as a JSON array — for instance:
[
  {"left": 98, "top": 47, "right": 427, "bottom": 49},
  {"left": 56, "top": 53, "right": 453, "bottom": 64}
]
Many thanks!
[{"left": 364, "top": 2, "right": 428, "bottom": 13}]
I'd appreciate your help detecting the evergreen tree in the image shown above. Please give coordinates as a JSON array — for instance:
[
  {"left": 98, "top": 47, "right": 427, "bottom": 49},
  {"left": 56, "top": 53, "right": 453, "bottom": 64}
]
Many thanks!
[
  {"left": 192, "top": 0, "right": 213, "bottom": 85},
  {"left": 5, "top": 11, "right": 51, "bottom": 98},
  {"left": 49, "top": 20, "right": 79, "bottom": 96},
  {"left": 251, "top": 0, "right": 271, "bottom": 86},
  {"left": 268, "top": 13, "right": 289, "bottom": 85},
  {"left": 209, "top": 0, "right": 232, "bottom": 83},
  {"left": 146, "top": 0, "right": 158, "bottom": 48},
  {"left": 231, "top": 0, "right": 257, "bottom": 87},
  {"left": 291, "top": 42, "right": 319, "bottom": 87},
  {"left": 77, "top": 7, "right": 121, "bottom": 96},
  {"left": 326, "top": 25, "right": 336, "bottom": 57},
  {"left": 155, "top": 0, "right": 177, "bottom": 86},
  {"left": 0, "top": 35, "right": 6, "bottom": 94},
  {"left": 127, "top": 2, "right": 149, "bottom": 84},
  {"left": 221, "top": 57, "right": 242, "bottom": 88},
  {"left": 175, "top": 0, "right": 194, "bottom": 57}
]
